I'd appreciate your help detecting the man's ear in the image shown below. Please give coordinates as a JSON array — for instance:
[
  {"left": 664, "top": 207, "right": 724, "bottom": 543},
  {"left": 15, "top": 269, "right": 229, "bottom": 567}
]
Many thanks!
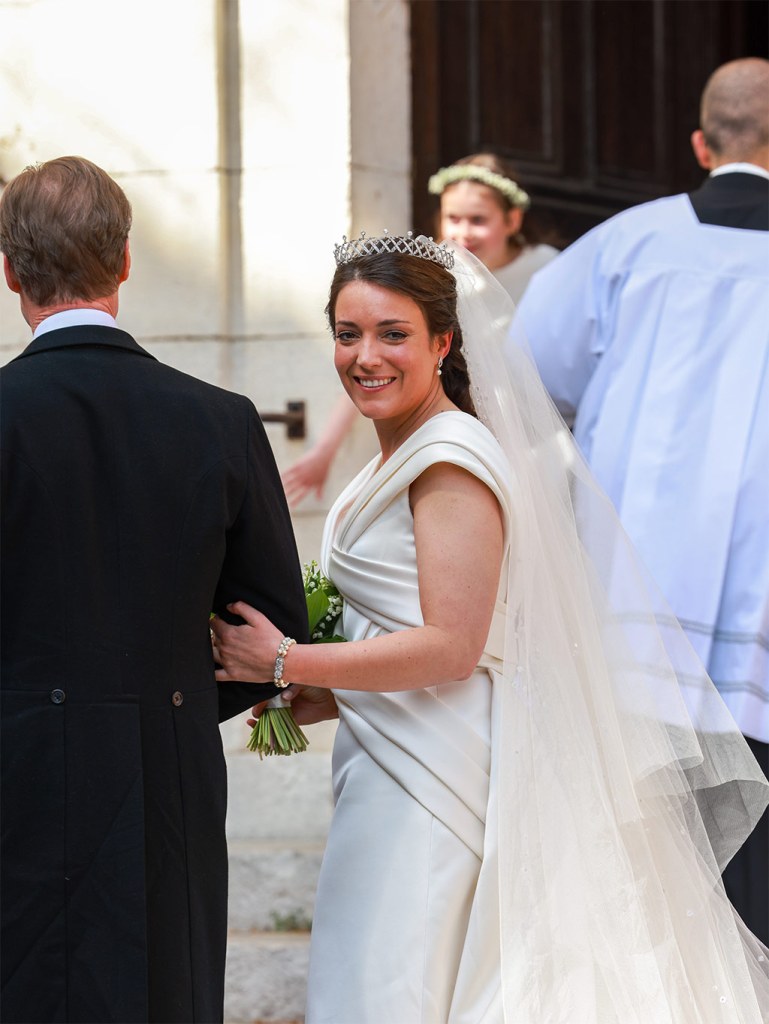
[
  {"left": 118, "top": 240, "right": 131, "bottom": 284},
  {"left": 690, "top": 129, "right": 713, "bottom": 170},
  {"left": 3, "top": 254, "right": 21, "bottom": 294}
]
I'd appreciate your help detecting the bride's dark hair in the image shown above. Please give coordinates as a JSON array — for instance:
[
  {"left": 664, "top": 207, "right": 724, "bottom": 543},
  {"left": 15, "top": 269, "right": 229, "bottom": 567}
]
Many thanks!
[{"left": 326, "top": 251, "right": 477, "bottom": 417}]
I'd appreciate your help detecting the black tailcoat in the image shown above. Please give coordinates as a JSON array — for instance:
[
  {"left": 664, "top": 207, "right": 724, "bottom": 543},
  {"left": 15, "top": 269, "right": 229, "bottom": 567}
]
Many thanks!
[{"left": 0, "top": 326, "right": 309, "bottom": 1022}]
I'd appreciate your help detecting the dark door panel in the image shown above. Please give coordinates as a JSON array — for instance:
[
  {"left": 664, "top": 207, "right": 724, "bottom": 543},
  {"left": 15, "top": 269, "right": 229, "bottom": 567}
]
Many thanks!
[{"left": 411, "top": 0, "right": 768, "bottom": 245}]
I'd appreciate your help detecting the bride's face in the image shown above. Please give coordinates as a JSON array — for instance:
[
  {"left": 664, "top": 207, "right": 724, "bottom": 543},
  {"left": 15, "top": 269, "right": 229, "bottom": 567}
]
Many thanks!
[{"left": 333, "top": 280, "right": 449, "bottom": 425}]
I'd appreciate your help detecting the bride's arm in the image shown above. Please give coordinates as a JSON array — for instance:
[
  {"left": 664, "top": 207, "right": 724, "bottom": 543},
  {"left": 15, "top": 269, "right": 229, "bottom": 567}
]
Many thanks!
[{"left": 212, "top": 462, "right": 504, "bottom": 692}]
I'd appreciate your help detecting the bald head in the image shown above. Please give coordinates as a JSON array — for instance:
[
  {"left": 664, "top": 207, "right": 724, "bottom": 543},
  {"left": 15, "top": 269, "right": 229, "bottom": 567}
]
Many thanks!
[{"left": 700, "top": 58, "right": 769, "bottom": 162}]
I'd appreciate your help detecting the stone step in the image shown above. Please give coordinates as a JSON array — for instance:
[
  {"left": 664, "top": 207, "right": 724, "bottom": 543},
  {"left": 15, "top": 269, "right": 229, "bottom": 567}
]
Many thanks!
[
  {"left": 228, "top": 839, "right": 323, "bottom": 932},
  {"left": 222, "top": 719, "right": 334, "bottom": 1021},
  {"left": 225, "top": 930, "right": 309, "bottom": 1024}
]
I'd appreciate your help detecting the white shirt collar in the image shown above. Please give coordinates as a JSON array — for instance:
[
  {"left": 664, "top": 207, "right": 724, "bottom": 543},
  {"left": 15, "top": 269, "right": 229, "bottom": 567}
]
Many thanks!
[
  {"left": 710, "top": 162, "right": 769, "bottom": 181},
  {"left": 32, "top": 308, "right": 118, "bottom": 340}
]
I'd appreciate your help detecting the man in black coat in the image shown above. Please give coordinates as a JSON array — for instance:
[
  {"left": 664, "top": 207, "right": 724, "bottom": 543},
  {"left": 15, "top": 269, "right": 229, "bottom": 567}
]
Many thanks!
[{"left": 0, "top": 156, "right": 309, "bottom": 1023}]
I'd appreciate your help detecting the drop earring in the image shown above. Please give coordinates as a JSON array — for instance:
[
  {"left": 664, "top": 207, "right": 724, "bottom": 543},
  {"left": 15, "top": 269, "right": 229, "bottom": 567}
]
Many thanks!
[{"left": 437, "top": 357, "right": 444, "bottom": 377}]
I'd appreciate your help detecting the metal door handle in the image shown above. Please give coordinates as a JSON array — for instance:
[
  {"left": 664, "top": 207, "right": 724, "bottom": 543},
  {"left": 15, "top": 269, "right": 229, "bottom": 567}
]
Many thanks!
[{"left": 261, "top": 400, "right": 306, "bottom": 439}]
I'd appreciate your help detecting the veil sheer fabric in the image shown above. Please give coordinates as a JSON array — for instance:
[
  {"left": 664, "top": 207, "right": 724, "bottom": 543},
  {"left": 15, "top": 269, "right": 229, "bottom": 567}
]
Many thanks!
[{"left": 446, "top": 241, "right": 769, "bottom": 1021}]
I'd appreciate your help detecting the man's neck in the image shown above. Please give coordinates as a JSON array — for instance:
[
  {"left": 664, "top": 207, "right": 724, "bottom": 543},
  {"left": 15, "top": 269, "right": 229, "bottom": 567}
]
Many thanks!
[
  {"left": 32, "top": 308, "right": 119, "bottom": 340},
  {"left": 23, "top": 294, "right": 119, "bottom": 332},
  {"left": 709, "top": 162, "right": 769, "bottom": 182},
  {"left": 708, "top": 147, "right": 769, "bottom": 174}
]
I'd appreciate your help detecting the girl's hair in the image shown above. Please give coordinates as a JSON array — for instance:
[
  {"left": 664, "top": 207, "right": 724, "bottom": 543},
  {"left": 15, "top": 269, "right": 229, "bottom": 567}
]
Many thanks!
[
  {"left": 327, "top": 250, "right": 476, "bottom": 417},
  {"left": 439, "top": 152, "right": 563, "bottom": 249},
  {"left": 450, "top": 152, "right": 527, "bottom": 212}
]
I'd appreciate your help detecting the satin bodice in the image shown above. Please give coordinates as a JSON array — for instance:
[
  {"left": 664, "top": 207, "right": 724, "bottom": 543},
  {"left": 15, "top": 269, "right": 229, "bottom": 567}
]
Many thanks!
[{"left": 318, "top": 412, "right": 512, "bottom": 858}]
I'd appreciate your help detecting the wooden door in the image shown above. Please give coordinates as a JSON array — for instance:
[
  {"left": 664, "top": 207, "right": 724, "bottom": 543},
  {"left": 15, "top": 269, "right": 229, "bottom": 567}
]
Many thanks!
[{"left": 410, "top": 0, "right": 768, "bottom": 244}]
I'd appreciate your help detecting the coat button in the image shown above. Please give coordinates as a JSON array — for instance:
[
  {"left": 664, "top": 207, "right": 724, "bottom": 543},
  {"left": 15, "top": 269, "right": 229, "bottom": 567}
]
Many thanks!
[
  {"left": 50, "top": 689, "right": 66, "bottom": 704},
  {"left": 171, "top": 691, "right": 184, "bottom": 707}
]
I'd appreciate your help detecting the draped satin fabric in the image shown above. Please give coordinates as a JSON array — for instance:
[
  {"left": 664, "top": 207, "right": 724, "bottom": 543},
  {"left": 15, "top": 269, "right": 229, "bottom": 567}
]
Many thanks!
[{"left": 306, "top": 413, "right": 511, "bottom": 1023}]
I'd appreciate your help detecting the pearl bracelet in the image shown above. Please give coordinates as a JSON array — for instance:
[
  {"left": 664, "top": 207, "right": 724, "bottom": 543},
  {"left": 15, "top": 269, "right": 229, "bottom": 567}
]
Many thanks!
[{"left": 273, "top": 636, "right": 296, "bottom": 688}]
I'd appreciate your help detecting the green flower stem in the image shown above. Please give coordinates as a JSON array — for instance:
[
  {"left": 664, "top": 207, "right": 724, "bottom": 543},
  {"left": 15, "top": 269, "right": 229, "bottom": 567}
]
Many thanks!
[{"left": 247, "top": 706, "right": 309, "bottom": 760}]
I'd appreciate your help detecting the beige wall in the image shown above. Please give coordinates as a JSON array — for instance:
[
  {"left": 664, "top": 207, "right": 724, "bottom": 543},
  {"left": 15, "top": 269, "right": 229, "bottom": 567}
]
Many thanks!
[
  {"left": 0, "top": 0, "right": 411, "bottom": 563},
  {"left": 290, "top": 0, "right": 412, "bottom": 558},
  {"left": 0, "top": 0, "right": 223, "bottom": 356}
]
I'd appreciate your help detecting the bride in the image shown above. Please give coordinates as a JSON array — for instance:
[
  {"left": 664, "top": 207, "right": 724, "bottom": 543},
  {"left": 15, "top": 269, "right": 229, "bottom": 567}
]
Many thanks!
[{"left": 212, "top": 234, "right": 769, "bottom": 1023}]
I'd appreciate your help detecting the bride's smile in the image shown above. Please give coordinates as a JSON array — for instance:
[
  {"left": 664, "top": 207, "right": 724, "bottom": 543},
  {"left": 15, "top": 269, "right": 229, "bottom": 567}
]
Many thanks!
[{"left": 354, "top": 375, "right": 396, "bottom": 389}]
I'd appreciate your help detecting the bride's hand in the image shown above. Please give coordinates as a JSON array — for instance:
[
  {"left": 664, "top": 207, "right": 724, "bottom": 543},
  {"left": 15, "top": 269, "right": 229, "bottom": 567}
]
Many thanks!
[
  {"left": 281, "top": 685, "right": 339, "bottom": 726},
  {"left": 246, "top": 685, "right": 339, "bottom": 727},
  {"left": 211, "top": 602, "right": 283, "bottom": 683}
]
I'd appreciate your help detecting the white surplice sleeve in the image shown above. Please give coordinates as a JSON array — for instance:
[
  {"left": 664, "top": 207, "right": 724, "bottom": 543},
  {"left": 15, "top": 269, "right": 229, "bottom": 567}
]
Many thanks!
[{"left": 507, "top": 221, "right": 616, "bottom": 421}]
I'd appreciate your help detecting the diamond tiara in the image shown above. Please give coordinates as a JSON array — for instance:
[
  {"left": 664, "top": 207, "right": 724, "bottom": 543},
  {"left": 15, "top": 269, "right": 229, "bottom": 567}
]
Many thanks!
[{"left": 333, "top": 230, "right": 455, "bottom": 270}]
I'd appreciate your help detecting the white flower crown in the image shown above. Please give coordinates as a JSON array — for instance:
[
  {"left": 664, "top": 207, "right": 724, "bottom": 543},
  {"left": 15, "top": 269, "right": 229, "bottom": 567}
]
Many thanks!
[{"left": 428, "top": 164, "right": 531, "bottom": 210}]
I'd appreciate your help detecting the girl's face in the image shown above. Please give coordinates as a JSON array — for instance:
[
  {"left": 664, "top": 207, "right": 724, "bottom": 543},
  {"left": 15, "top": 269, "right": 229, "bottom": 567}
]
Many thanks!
[
  {"left": 439, "top": 180, "right": 522, "bottom": 271},
  {"left": 333, "top": 280, "right": 451, "bottom": 430}
]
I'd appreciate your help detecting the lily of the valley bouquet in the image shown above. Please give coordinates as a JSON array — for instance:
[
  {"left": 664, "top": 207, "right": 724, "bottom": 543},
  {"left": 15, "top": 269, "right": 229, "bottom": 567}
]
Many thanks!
[{"left": 247, "top": 561, "right": 345, "bottom": 758}]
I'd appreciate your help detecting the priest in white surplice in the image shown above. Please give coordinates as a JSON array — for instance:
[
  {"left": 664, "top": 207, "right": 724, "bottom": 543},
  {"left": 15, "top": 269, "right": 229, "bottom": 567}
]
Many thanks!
[{"left": 510, "top": 57, "right": 769, "bottom": 943}]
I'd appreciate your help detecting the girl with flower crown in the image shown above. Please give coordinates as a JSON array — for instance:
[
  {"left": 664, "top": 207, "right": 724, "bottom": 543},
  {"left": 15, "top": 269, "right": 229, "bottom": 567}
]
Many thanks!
[
  {"left": 280, "top": 156, "right": 560, "bottom": 511},
  {"left": 430, "top": 152, "right": 560, "bottom": 305},
  {"left": 213, "top": 233, "right": 769, "bottom": 1023}
]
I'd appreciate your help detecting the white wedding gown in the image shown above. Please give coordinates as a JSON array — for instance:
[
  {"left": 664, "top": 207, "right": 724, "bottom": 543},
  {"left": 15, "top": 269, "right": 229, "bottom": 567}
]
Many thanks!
[{"left": 308, "top": 411, "right": 769, "bottom": 1024}]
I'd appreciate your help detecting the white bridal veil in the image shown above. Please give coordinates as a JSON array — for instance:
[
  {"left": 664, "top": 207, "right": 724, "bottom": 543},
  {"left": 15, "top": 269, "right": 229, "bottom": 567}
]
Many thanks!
[{"left": 447, "top": 241, "right": 769, "bottom": 1021}]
